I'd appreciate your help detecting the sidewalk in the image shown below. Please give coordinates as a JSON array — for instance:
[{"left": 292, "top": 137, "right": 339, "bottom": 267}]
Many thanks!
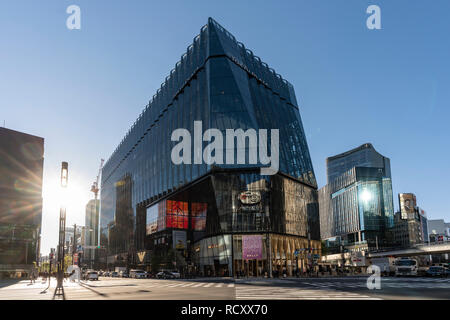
[
  {"left": 0, "top": 277, "right": 83, "bottom": 290},
  {"left": 0, "top": 277, "right": 90, "bottom": 300}
]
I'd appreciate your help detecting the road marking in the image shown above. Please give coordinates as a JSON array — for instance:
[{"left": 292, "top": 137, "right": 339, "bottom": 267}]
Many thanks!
[
  {"left": 228, "top": 283, "right": 235, "bottom": 287},
  {"left": 167, "top": 283, "right": 185, "bottom": 287},
  {"left": 235, "top": 286, "right": 382, "bottom": 300},
  {"left": 203, "top": 283, "right": 214, "bottom": 287},
  {"left": 192, "top": 283, "right": 205, "bottom": 287},
  {"left": 180, "top": 283, "right": 195, "bottom": 287},
  {"left": 215, "top": 283, "right": 223, "bottom": 287}
]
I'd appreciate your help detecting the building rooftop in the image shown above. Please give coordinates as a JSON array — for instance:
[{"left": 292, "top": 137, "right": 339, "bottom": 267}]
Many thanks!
[
  {"left": 0, "top": 127, "right": 44, "bottom": 142},
  {"left": 327, "top": 143, "right": 375, "bottom": 161}
]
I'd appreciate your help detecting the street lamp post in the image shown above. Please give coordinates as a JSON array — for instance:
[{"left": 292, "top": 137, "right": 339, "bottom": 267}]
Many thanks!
[{"left": 54, "top": 161, "right": 68, "bottom": 299}]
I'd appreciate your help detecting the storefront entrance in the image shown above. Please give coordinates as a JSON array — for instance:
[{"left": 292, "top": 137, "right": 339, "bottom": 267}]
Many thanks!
[{"left": 233, "top": 259, "right": 268, "bottom": 277}]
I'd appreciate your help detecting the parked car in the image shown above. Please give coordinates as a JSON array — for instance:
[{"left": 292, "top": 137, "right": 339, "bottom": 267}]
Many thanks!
[
  {"left": 156, "top": 270, "right": 180, "bottom": 279},
  {"left": 84, "top": 271, "right": 99, "bottom": 281},
  {"left": 120, "top": 271, "right": 129, "bottom": 278},
  {"left": 130, "top": 269, "right": 146, "bottom": 279},
  {"left": 145, "top": 272, "right": 156, "bottom": 278},
  {"left": 111, "top": 271, "right": 119, "bottom": 278},
  {"left": 103, "top": 271, "right": 110, "bottom": 277},
  {"left": 156, "top": 271, "right": 173, "bottom": 279},
  {"left": 426, "top": 266, "right": 449, "bottom": 277}
]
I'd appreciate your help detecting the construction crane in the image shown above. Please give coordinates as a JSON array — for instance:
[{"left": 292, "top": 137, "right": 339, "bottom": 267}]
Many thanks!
[{"left": 91, "top": 158, "right": 104, "bottom": 199}]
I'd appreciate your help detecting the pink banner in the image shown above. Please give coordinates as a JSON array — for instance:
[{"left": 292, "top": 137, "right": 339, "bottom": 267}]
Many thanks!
[{"left": 242, "top": 235, "right": 262, "bottom": 260}]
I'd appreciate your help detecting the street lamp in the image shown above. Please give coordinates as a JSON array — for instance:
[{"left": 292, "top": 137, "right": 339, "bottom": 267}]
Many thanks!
[
  {"left": 54, "top": 161, "right": 68, "bottom": 299},
  {"left": 61, "top": 163, "right": 68, "bottom": 188}
]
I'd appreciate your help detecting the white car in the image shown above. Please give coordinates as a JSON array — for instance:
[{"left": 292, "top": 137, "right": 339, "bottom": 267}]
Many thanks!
[
  {"left": 130, "top": 269, "right": 147, "bottom": 279},
  {"left": 85, "top": 271, "right": 99, "bottom": 281}
]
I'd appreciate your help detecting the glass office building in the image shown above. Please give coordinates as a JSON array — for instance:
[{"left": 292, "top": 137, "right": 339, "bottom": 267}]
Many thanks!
[
  {"left": 327, "top": 143, "right": 392, "bottom": 183},
  {"left": 0, "top": 127, "right": 44, "bottom": 278},
  {"left": 100, "top": 18, "right": 320, "bottom": 277},
  {"left": 319, "top": 144, "right": 394, "bottom": 252}
]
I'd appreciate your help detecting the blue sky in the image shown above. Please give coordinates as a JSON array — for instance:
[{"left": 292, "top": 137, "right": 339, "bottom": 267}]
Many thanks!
[{"left": 1, "top": 1, "right": 449, "bottom": 254}]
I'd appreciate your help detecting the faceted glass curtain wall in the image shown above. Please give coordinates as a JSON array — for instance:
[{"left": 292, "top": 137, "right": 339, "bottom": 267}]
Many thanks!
[{"left": 101, "top": 18, "right": 317, "bottom": 255}]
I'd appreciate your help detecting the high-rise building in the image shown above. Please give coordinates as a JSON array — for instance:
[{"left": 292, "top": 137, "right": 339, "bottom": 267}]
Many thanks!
[
  {"left": 0, "top": 127, "right": 44, "bottom": 278},
  {"left": 64, "top": 225, "right": 84, "bottom": 255},
  {"left": 418, "top": 208, "right": 428, "bottom": 243},
  {"left": 390, "top": 193, "right": 428, "bottom": 247},
  {"left": 85, "top": 199, "right": 99, "bottom": 267},
  {"left": 319, "top": 143, "right": 395, "bottom": 252},
  {"left": 326, "top": 143, "right": 392, "bottom": 183},
  {"left": 100, "top": 18, "right": 320, "bottom": 277}
]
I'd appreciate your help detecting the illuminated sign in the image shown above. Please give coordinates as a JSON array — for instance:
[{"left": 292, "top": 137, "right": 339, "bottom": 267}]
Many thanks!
[
  {"left": 399, "top": 193, "right": 416, "bottom": 219},
  {"left": 173, "top": 230, "right": 187, "bottom": 249},
  {"left": 239, "top": 191, "right": 261, "bottom": 205},
  {"left": 242, "top": 235, "right": 262, "bottom": 260}
]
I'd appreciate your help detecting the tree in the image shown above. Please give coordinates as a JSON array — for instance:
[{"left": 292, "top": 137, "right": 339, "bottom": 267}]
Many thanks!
[{"left": 64, "top": 255, "right": 73, "bottom": 272}]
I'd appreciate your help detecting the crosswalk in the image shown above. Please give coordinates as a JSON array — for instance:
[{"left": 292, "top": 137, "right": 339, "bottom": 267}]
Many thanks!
[
  {"left": 113, "top": 280, "right": 236, "bottom": 289},
  {"left": 300, "top": 279, "right": 450, "bottom": 290},
  {"left": 2, "top": 277, "right": 448, "bottom": 300},
  {"left": 235, "top": 285, "right": 381, "bottom": 300}
]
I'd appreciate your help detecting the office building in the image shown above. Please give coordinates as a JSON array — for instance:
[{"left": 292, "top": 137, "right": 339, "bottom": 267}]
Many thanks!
[
  {"left": 0, "top": 127, "right": 44, "bottom": 278},
  {"left": 64, "top": 225, "right": 84, "bottom": 256},
  {"left": 319, "top": 143, "right": 395, "bottom": 252},
  {"left": 100, "top": 18, "right": 320, "bottom": 277},
  {"left": 390, "top": 194, "right": 428, "bottom": 247},
  {"left": 85, "top": 199, "right": 99, "bottom": 267}
]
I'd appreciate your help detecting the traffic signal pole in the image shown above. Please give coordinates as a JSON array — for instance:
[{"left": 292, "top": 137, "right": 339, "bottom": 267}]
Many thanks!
[{"left": 54, "top": 207, "right": 66, "bottom": 299}]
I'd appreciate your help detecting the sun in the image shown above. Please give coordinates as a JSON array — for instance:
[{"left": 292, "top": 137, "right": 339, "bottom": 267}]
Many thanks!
[{"left": 42, "top": 172, "right": 92, "bottom": 223}]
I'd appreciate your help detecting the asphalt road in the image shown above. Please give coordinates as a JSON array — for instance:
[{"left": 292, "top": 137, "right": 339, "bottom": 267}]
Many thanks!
[{"left": 0, "top": 276, "right": 448, "bottom": 300}]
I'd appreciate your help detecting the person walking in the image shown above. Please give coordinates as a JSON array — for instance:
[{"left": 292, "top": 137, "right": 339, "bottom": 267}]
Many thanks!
[{"left": 29, "top": 270, "right": 35, "bottom": 284}]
